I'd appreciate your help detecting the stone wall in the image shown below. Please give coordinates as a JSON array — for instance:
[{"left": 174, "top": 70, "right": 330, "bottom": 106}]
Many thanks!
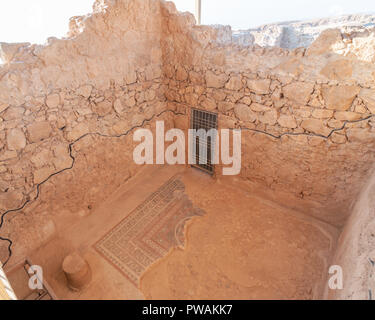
[
  {"left": 326, "top": 169, "right": 375, "bottom": 299},
  {"left": 161, "top": 3, "right": 375, "bottom": 227},
  {"left": 0, "top": 0, "right": 174, "bottom": 264},
  {"left": 1, "top": 0, "right": 375, "bottom": 274}
]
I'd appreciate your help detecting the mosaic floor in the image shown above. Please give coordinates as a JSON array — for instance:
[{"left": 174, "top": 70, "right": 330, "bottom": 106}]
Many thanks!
[{"left": 95, "top": 176, "right": 204, "bottom": 286}]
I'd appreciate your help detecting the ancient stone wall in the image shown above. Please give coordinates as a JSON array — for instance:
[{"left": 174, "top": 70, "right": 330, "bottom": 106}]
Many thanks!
[
  {"left": 1, "top": 0, "right": 375, "bottom": 275},
  {"left": 326, "top": 169, "right": 375, "bottom": 299},
  {"left": 161, "top": 3, "right": 375, "bottom": 227},
  {"left": 0, "top": 0, "right": 175, "bottom": 264}
]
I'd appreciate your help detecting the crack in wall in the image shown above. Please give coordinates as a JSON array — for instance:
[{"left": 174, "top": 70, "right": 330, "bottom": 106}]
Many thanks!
[
  {"left": 0, "top": 109, "right": 184, "bottom": 267},
  {"left": 236, "top": 115, "right": 374, "bottom": 139},
  {"left": 0, "top": 109, "right": 373, "bottom": 268}
]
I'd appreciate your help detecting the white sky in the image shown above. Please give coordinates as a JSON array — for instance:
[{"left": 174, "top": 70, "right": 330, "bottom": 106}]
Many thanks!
[
  {"left": 0, "top": 0, "right": 374, "bottom": 44},
  {"left": 0, "top": 0, "right": 94, "bottom": 44}
]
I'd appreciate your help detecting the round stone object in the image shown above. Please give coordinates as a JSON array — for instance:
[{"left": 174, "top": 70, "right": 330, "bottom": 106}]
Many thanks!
[{"left": 62, "top": 252, "right": 92, "bottom": 291}]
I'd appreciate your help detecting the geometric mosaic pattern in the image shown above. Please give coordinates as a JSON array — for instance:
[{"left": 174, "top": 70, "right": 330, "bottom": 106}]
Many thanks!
[{"left": 95, "top": 176, "right": 204, "bottom": 287}]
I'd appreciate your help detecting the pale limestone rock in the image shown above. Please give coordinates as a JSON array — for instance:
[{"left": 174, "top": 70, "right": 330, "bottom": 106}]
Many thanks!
[
  {"left": 52, "top": 145, "right": 72, "bottom": 170},
  {"left": 0, "top": 42, "right": 30, "bottom": 63},
  {"left": 92, "top": 100, "right": 113, "bottom": 116},
  {"left": 250, "top": 103, "right": 270, "bottom": 112},
  {"left": 301, "top": 119, "right": 331, "bottom": 136},
  {"left": 165, "top": 90, "right": 180, "bottom": 102},
  {"left": 27, "top": 121, "right": 52, "bottom": 143},
  {"left": 67, "top": 123, "right": 90, "bottom": 142},
  {"left": 347, "top": 128, "right": 375, "bottom": 142},
  {"left": 7, "top": 128, "right": 26, "bottom": 150},
  {"left": 2, "top": 106, "right": 25, "bottom": 121},
  {"left": 189, "top": 71, "right": 203, "bottom": 84},
  {"left": 271, "top": 87, "right": 283, "bottom": 100},
  {"left": 52, "top": 144, "right": 69, "bottom": 159},
  {"left": 123, "top": 96, "right": 136, "bottom": 108},
  {"left": 144, "top": 105, "right": 155, "bottom": 119},
  {"left": 240, "top": 96, "right": 252, "bottom": 105},
  {"left": 225, "top": 76, "right": 243, "bottom": 91},
  {"left": 176, "top": 66, "right": 188, "bottom": 81},
  {"left": 212, "top": 90, "right": 227, "bottom": 102},
  {"left": 104, "top": 89, "right": 113, "bottom": 100},
  {"left": 33, "top": 166, "right": 55, "bottom": 184},
  {"left": 312, "top": 109, "right": 334, "bottom": 119},
  {"left": 194, "top": 86, "right": 205, "bottom": 96},
  {"left": 201, "top": 97, "right": 217, "bottom": 111},
  {"left": 355, "top": 104, "right": 368, "bottom": 114},
  {"left": 113, "top": 120, "right": 130, "bottom": 135},
  {"left": 309, "top": 96, "right": 322, "bottom": 108},
  {"left": 232, "top": 91, "right": 245, "bottom": 102},
  {"left": 124, "top": 68, "right": 137, "bottom": 84},
  {"left": 331, "top": 132, "right": 347, "bottom": 144},
  {"left": 322, "top": 85, "right": 360, "bottom": 111},
  {"left": 358, "top": 88, "right": 375, "bottom": 114},
  {"left": 0, "top": 132, "right": 4, "bottom": 148},
  {"left": 308, "top": 136, "right": 324, "bottom": 146},
  {"left": 283, "top": 82, "right": 314, "bottom": 105},
  {"left": 46, "top": 94, "right": 60, "bottom": 108},
  {"left": 94, "top": 96, "right": 105, "bottom": 104},
  {"left": 320, "top": 59, "right": 352, "bottom": 80},
  {"left": 259, "top": 109, "right": 278, "bottom": 125},
  {"left": 218, "top": 102, "right": 234, "bottom": 113},
  {"left": 0, "top": 150, "right": 17, "bottom": 161},
  {"left": 234, "top": 104, "right": 257, "bottom": 122},
  {"left": 0, "top": 103, "right": 9, "bottom": 113},
  {"left": 277, "top": 115, "right": 297, "bottom": 128},
  {"left": 164, "top": 65, "right": 175, "bottom": 79},
  {"left": 219, "top": 115, "right": 236, "bottom": 128},
  {"left": 205, "top": 71, "right": 228, "bottom": 88},
  {"left": 75, "top": 105, "right": 92, "bottom": 116},
  {"left": 274, "top": 57, "right": 305, "bottom": 77},
  {"left": 293, "top": 107, "right": 311, "bottom": 118},
  {"left": 145, "top": 65, "right": 162, "bottom": 81},
  {"left": 247, "top": 79, "right": 271, "bottom": 95},
  {"left": 131, "top": 114, "right": 145, "bottom": 127},
  {"left": 135, "top": 91, "right": 146, "bottom": 103},
  {"left": 327, "top": 119, "right": 344, "bottom": 129},
  {"left": 113, "top": 99, "right": 124, "bottom": 114},
  {"left": 154, "top": 101, "right": 165, "bottom": 114},
  {"left": 31, "top": 149, "right": 51, "bottom": 168},
  {"left": 185, "top": 93, "right": 198, "bottom": 106},
  {"left": 145, "top": 89, "right": 156, "bottom": 101},
  {"left": 334, "top": 111, "right": 362, "bottom": 121},
  {"left": 76, "top": 85, "right": 92, "bottom": 98},
  {"left": 306, "top": 29, "right": 343, "bottom": 56}
]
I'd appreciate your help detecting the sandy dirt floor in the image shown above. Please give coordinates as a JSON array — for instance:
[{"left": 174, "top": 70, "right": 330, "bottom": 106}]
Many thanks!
[
  {"left": 7, "top": 165, "right": 338, "bottom": 299},
  {"left": 140, "top": 168, "right": 338, "bottom": 299}
]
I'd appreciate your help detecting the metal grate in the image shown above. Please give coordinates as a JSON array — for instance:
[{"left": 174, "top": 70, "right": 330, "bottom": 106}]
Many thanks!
[{"left": 190, "top": 108, "right": 218, "bottom": 174}]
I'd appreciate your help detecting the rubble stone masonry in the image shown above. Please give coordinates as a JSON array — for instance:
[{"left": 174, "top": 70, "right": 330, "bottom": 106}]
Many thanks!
[{"left": 0, "top": 0, "right": 375, "bottom": 298}]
